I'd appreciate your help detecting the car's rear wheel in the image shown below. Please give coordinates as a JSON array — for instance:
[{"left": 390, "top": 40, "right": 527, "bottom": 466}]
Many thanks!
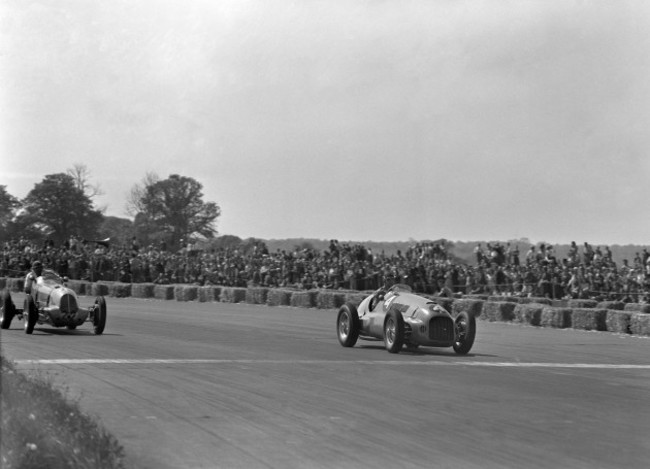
[
  {"left": 93, "top": 296, "right": 107, "bottom": 335},
  {"left": 337, "top": 303, "right": 360, "bottom": 347},
  {"left": 453, "top": 311, "right": 476, "bottom": 355},
  {"left": 384, "top": 310, "right": 404, "bottom": 353},
  {"left": 23, "top": 296, "right": 38, "bottom": 334},
  {"left": 1, "top": 290, "right": 16, "bottom": 329}
]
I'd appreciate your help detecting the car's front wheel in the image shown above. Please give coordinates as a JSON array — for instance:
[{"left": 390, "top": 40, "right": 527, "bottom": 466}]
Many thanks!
[
  {"left": 337, "top": 303, "right": 360, "bottom": 347},
  {"left": 1, "top": 290, "right": 16, "bottom": 329},
  {"left": 453, "top": 311, "right": 476, "bottom": 355},
  {"left": 23, "top": 296, "right": 38, "bottom": 334},
  {"left": 384, "top": 310, "right": 404, "bottom": 354},
  {"left": 93, "top": 296, "right": 107, "bottom": 335}
]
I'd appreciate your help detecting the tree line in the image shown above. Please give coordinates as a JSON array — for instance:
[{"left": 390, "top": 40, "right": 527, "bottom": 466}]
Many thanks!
[{"left": 0, "top": 165, "right": 220, "bottom": 252}]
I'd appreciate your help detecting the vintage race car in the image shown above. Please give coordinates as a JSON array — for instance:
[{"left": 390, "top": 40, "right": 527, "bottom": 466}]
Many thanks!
[
  {"left": 1, "top": 269, "right": 107, "bottom": 335},
  {"left": 337, "top": 284, "right": 475, "bottom": 354}
]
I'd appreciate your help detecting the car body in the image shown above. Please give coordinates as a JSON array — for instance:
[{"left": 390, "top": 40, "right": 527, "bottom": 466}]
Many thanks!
[
  {"left": 337, "top": 284, "right": 475, "bottom": 354},
  {"left": 1, "top": 269, "right": 107, "bottom": 335}
]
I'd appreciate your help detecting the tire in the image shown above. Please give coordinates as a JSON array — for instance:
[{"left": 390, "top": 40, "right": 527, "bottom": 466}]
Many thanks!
[
  {"left": 66, "top": 324, "right": 77, "bottom": 330},
  {"left": 337, "top": 303, "right": 360, "bottom": 347},
  {"left": 453, "top": 311, "right": 476, "bottom": 355},
  {"left": 1, "top": 290, "right": 16, "bottom": 329},
  {"left": 23, "top": 296, "right": 38, "bottom": 335},
  {"left": 384, "top": 310, "right": 404, "bottom": 354},
  {"left": 93, "top": 296, "right": 107, "bottom": 335}
]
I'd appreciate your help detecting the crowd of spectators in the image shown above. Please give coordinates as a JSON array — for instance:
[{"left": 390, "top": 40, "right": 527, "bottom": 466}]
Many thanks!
[{"left": 2, "top": 236, "right": 649, "bottom": 303}]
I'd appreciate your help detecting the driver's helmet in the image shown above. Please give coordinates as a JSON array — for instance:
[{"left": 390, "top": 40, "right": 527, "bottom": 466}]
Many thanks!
[{"left": 32, "top": 260, "right": 43, "bottom": 275}]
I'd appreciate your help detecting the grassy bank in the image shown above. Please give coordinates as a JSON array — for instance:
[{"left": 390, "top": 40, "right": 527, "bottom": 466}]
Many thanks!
[{"left": 0, "top": 353, "right": 125, "bottom": 469}]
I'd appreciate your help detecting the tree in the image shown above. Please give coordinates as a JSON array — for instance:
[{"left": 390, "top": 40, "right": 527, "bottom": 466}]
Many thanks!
[
  {"left": 16, "top": 173, "right": 104, "bottom": 244},
  {"left": 0, "top": 185, "right": 21, "bottom": 240},
  {"left": 130, "top": 174, "right": 220, "bottom": 251},
  {"left": 67, "top": 163, "right": 103, "bottom": 200}
]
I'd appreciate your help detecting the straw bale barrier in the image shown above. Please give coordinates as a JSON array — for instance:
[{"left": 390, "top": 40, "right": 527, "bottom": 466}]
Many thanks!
[
  {"left": 91, "top": 282, "right": 110, "bottom": 297},
  {"left": 597, "top": 301, "right": 625, "bottom": 311},
  {"left": 540, "top": 307, "right": 572, "bottom": 329},
  {"left": 174, "top": 285, "right": 198, "bottom": 302},
  {"left": 464, "top": 294, "right": 490, "bottom": 301},
  {"left": 154, "top": 285, "right": 175, "bottom": 300},
  {"left": 246, "top": 287, "right": 269, "bottom": 305},
  {"left": 630, "top": 313, "right": 650, "bottom": 336},
  {"left": 517, "top": 297, "right": 552, "bottom": 305},
  {"left": 109, "top": 282, "right": 131, "bottom": 298},
  {"left": 606, "top": 311, "right": 632, "bottom": 334},
  {"left": 513, "top": 303, "right": 545, "bottom": 326},
  {"left": 5, "top": 278, "right": 24, "bottom": 292},
  {"left": 483, "top": 301, "right": 516, "bottom": 322},
  {"left": 623, "top": 303, "right": 650, "bottom": 314},
  {"left": 266, "top": 289, "right": 293, "bottom": 306},
  {"left": 343, "top": 292, "right": 368, "bottom": 308},
  {"left": 198, "top": 286, "right": 221, "bottom": 303},
  {"left": 316, "top": 291, "right": 347, "bottom": 309},
  {"left": 220, "top": 287, "right": 247, "bottom": 303},
  {"left": 551, "top": 299, "right": 569, "bottom": 307},
  {"left": 488, "top": 296, "right": 518, "bottom": 303},
  {"left": 132, "top": 283, "right": 155, "bottom": 299},
  {"left": 567, "top": 299, "right": 598, "bottom": 309},
  {"left": 571, "top": 308, "right": 608, "bottom": 331},
  {"left": 67, "top": 280, "right": 89, "bottom": 296},
  {"left": 452, "top": 299, "right": 484, "bottom": 318},
  {"left": 290, "top": 290, "right": 319, "bottom": 308}
]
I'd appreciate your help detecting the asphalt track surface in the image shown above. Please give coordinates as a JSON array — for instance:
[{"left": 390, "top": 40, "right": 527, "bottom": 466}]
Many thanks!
[{"left": 1, "top": 294, "right": 649, "bottom": 469}]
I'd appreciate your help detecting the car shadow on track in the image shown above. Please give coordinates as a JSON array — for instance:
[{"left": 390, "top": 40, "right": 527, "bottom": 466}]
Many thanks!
[
  {"left": 355, "top": 343, "right": 497, "bottom": 358},
  {"left": 30, "top": 328, "right": 122, "bottom": 337}
]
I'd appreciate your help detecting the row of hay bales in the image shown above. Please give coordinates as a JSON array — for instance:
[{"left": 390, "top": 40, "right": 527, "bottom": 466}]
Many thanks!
[{"left": 1, "top": 277, "right": 648, "bottom": 336}]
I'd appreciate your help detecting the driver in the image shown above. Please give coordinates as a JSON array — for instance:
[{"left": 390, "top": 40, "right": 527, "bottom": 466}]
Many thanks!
[{"left": 24, "top": 260, "right": 43, "bottom": 295}]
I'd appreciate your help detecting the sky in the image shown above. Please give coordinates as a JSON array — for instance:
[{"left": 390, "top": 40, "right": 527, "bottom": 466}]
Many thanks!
[{"left": 1, "top": 0, "right": 649, "bottom": 246}]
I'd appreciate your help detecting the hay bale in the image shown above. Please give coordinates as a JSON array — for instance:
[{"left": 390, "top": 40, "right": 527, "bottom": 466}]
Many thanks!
[
  {"left": 567, "top": 299, "right": 598, "bottom": 309},
  {"left": 551, "top": 299, "right": 569, "bottom": 308},
  {"left": 606, "top": 310, "right": 632, "bottom": 334},
  {"left": 483, "top": 302, "right": 516, "bottom": 322},
  {"left": 488, "top": 296, "right": 518, "bottom": 303},
  {"left": 109, "top": 282, "right": 131, "bottom": 298},
  {"left": 246, "top": 287, "right": 269, "bottom": 305},
  {"left": 518, "top": 297, "right": 552, "bottom": 305},
  {"left": 571, "top": 308, "right": 608, "bottom": 331},
  {"left": 154, "top": 285, "right": 175, "bottom": 300},
  {"left": 67, "top": 280, "right": 89, "bottom": 296},
  {"left": 630, "top": 313, "right": 650, "bottom": 336},
  {"left": 624, "top": 303, "right": 650, "bottom": 314},
  {"left": 7, "top": 278, "right": 24, "bottom": 292},
  {"left": 513, "top": 303, "right": 545, "bottom": 326},
  {"left": 267, "top": 289, "right": 293, "bottom": 306},
  {"left": 198, "top": 286, "right": 221, "bottom": 302},
  {"left": 464, "top": 294, "right": 490, "bottom": 301},
  {"left": 175, "top": 285, "right": 198, "bottom": 302},
  {"left": 316, "top": 291, "right": 347, "bottom": 309},
  {"left": 598, "top": 301, "right": 625, "bottom": 311},
  {"left": 343, "top": 292, "right": 367, "bottom": 308},
  {"left": 220, "top": 287, "right": 247, "bottom": 303},
  {"left": 132, "top": 283, "right": 155, "bottom": 299},
  {"left": 452, "top": 299, "right": 484, "bottom": 318},
  {"left": 540, "top": 307, "right": 572, "bottom": 328},
  {"left": 290, "top": 290, "right": 319, "bottom": 308},
  {"left": 91, "top": 282, "right": 110, "bottom": 297}
]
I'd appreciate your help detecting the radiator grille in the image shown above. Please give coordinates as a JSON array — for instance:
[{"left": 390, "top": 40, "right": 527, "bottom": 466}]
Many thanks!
[
  {"left": 429, "top": 316, "right": 454, "bottom": 342},
  {"left": 59, "top": 293, "right": 78, "bottom": 314}
]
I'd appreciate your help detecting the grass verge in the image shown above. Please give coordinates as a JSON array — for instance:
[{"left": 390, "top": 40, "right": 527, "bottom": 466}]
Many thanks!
[{"left": 1, "top": 352, "right": 126, "bottom": 469}]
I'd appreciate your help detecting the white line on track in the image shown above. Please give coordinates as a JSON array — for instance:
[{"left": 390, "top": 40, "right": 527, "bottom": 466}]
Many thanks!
[{"left": 12, "top": 359, "right": 650, "bottom": 369}]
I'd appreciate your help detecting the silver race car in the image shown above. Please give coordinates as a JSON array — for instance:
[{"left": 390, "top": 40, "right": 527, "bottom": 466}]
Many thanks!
[
  {"left": 1, "top": 269, "right": 107, "bottom": 335},
  {"left": 337, "top": 284, "right": 475, "bottom": 354}
]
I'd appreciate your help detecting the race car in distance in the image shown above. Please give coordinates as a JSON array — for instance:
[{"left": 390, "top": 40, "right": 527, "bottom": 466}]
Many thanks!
[
  {"left": 1, "top": 269, "right": 107, "bottom": 335},
  {"left": 337, "top": 283, "right": 475, "bottom": 354}
]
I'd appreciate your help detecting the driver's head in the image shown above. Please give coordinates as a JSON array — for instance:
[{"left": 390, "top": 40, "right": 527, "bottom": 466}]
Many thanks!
[{"left": 32, "top": 260, "right": 43, "bottom": 275}]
